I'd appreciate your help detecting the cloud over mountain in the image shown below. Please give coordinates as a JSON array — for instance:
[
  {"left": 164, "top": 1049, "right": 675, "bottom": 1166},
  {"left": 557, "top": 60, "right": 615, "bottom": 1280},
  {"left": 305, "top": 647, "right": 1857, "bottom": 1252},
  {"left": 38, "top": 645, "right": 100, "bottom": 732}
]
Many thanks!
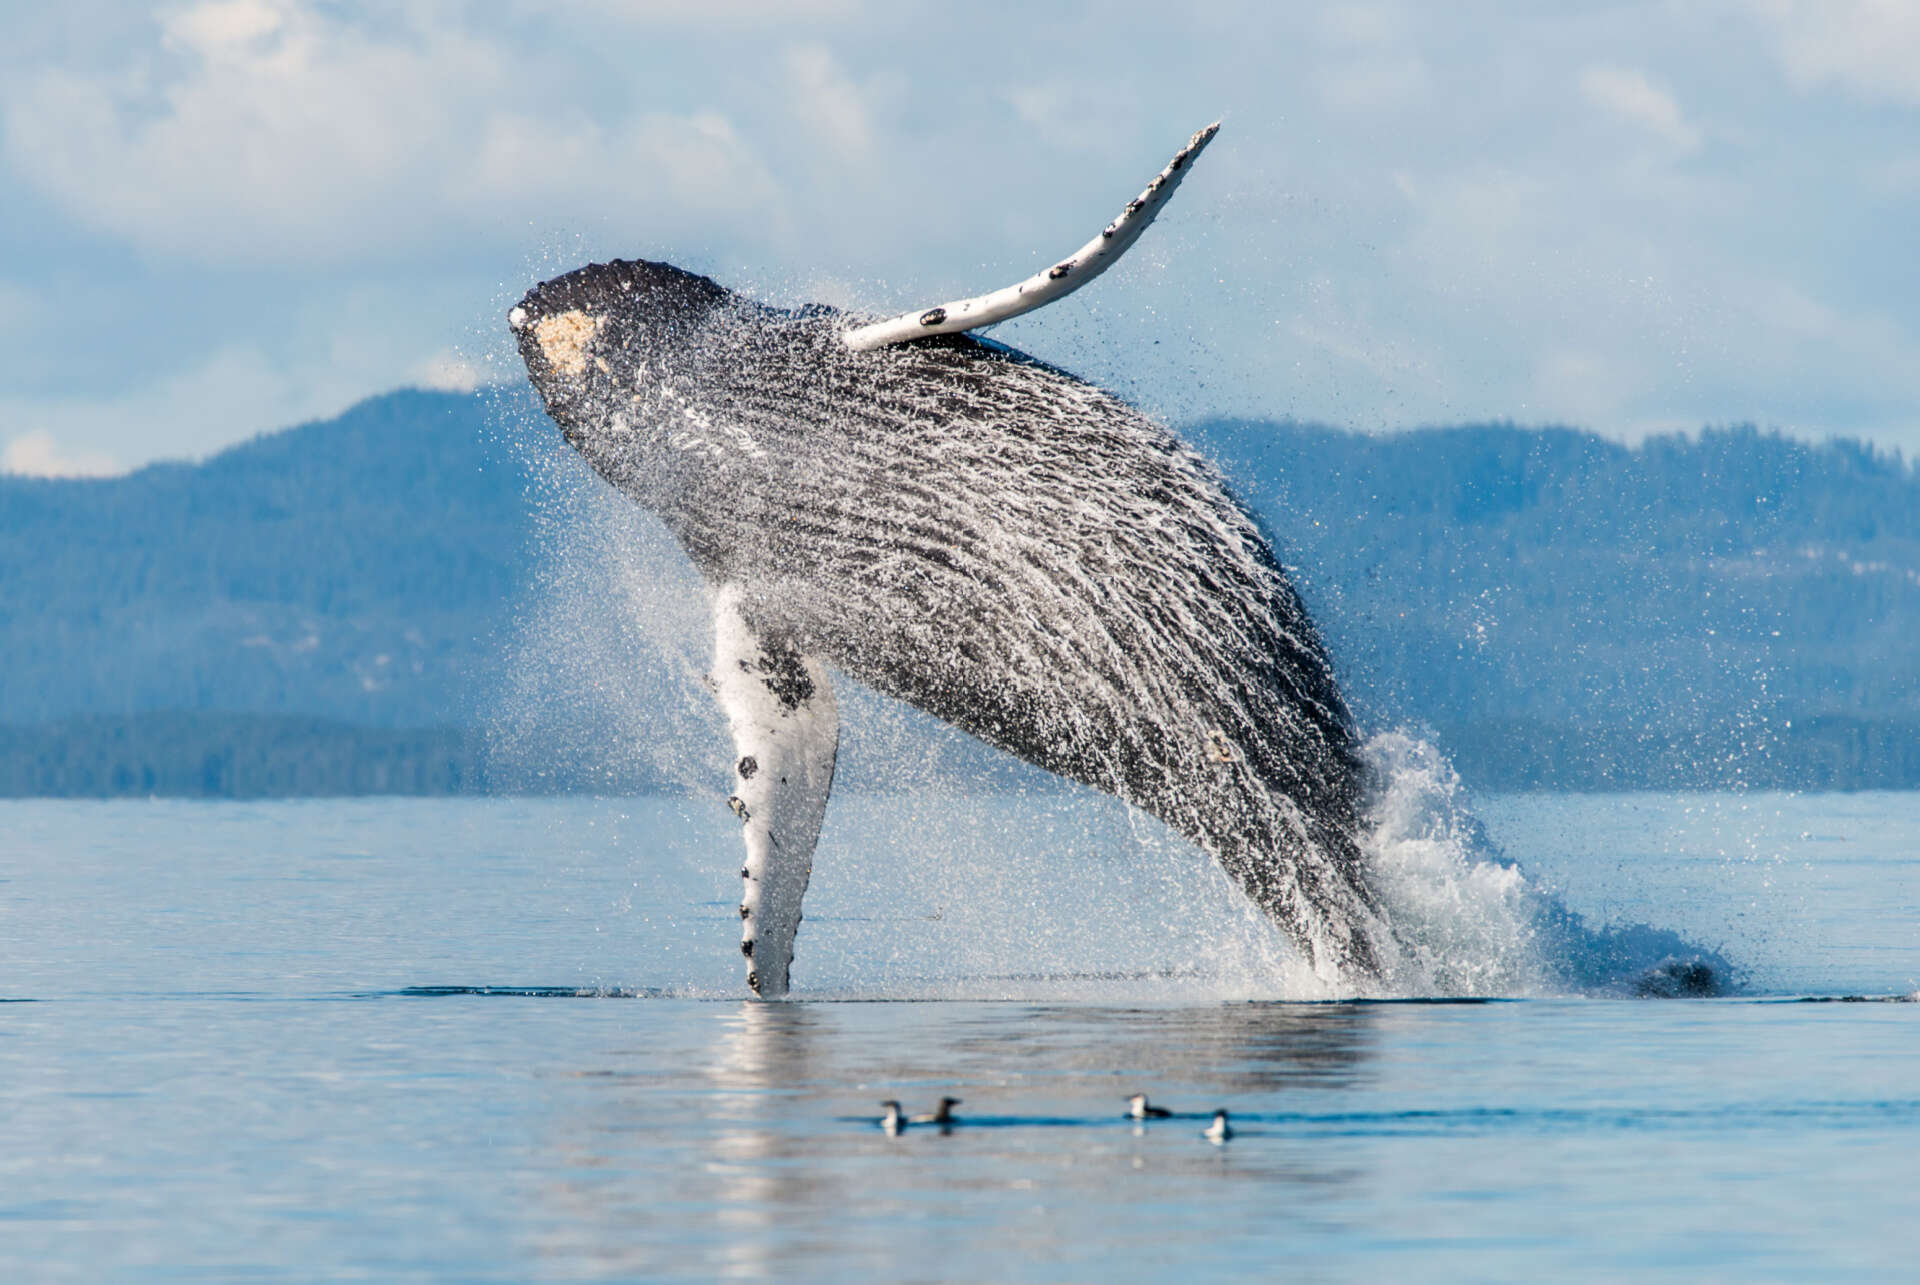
[{"left": 1, "top": 1, "right": 1917, "bottom": 468}]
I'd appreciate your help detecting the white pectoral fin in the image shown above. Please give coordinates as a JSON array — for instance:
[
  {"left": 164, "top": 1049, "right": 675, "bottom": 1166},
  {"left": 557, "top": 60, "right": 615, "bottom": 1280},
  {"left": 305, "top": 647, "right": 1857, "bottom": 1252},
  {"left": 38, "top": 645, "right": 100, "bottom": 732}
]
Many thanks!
[
  {"left": 711, "top": 586, "right": 839, "bottom": 998},
  {"left": 841, "top": 122, "right": 1219, "bottom": 351}
]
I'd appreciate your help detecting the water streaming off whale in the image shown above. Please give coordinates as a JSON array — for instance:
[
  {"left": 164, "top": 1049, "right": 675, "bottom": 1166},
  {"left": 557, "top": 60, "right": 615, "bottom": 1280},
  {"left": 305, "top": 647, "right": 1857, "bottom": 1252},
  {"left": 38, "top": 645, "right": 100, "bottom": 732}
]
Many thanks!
[
  {"left": 490, "top": 128, "right": 1726, "bottom": 998},
  {"left": 508, "top": 259, "right": 1390, "bottom": 989},
  {"left": 488, "top": 382, "right": 1729, "bottom": 1001}
]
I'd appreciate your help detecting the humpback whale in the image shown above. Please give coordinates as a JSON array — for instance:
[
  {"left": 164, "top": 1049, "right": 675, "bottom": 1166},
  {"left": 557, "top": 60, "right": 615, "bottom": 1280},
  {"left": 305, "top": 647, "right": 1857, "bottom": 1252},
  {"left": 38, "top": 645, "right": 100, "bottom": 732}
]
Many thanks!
[{"left": 510, "top": 124, "right": 1389, "bottom": 995}]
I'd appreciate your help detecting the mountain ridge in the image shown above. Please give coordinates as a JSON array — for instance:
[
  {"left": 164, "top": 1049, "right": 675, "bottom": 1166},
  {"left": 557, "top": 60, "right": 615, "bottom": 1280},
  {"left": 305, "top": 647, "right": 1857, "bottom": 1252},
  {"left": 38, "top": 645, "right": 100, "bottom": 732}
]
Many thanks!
[{"left": 3, "top": 388, "right": 1914, "bottom": 793}]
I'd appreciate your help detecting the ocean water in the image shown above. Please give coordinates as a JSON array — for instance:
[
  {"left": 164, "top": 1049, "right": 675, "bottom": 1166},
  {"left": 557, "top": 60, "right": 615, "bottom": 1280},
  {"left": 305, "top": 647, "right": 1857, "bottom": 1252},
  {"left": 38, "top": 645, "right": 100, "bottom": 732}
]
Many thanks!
[{"left": 2, "top": 782, "right": 1916, "bottom": 1281}]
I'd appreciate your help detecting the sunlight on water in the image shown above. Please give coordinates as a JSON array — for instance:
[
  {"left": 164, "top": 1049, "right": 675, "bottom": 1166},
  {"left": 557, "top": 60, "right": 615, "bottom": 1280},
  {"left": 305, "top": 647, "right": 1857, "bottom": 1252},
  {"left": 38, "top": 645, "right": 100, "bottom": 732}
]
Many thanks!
[{"left": 2, "top": 795, "right": 1914, "bottom": 1279}]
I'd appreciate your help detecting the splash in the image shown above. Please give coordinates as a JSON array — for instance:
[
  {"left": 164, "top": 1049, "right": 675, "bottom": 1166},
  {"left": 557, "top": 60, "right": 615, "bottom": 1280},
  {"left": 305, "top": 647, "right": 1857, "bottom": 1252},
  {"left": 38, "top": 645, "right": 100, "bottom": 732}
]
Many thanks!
[
  {"left": 506, "top": 259, "right": 1388, "bottom": 978},
  {"left": 1361, "top": 729, "right": 1734, "bottom": 997},
  {"left": 485, "top": 262, "right": 1735, "bottom": 1000},
  {"left": 483, "top": 433, "right": 1736, "bottom": 1001},
  {"left": 482, "top": 396, "right": 724, "bottom": 798}
]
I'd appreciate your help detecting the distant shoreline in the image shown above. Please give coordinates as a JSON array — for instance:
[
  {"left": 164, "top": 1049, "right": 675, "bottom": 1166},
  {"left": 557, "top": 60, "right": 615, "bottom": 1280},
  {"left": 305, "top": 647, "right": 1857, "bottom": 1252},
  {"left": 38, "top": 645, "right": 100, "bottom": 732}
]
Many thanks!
[
  {"left": 4, "top": 712, "right": 1914, "bottom": 798},
  {"left": 6, "top": 391, "right": 1916, "bottom": 798}
]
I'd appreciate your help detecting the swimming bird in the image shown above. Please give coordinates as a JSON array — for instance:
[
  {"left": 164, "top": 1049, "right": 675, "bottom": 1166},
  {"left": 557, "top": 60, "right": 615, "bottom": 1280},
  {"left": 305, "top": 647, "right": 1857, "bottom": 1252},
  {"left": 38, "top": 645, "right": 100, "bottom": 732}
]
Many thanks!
[
  {"left": 879, "top": 1100, "right": 904, "bottom": 1135},
  {"left": 1127, "top": 1093, "right": 1173, "bottom": 1120},
  {"left": 1204, "top": 1110, "right": 1233, "bottom": 1144},
  {"left": 511, "top": 122, "right": 1390, "bottom": 996},
  {"left": 909, "top": 1097, "right": 962, "bottom": 1127}
]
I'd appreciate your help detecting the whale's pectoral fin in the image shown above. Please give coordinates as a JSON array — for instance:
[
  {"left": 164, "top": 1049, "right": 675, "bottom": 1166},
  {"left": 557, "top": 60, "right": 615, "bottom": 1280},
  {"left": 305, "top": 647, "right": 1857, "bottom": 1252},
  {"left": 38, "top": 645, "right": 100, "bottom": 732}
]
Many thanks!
[
  {"left": 842, "top": 122, "right": 1219, "bottom": 351},
  {"left": 710, "top": 586, "right": 839, "bottom": 999}
]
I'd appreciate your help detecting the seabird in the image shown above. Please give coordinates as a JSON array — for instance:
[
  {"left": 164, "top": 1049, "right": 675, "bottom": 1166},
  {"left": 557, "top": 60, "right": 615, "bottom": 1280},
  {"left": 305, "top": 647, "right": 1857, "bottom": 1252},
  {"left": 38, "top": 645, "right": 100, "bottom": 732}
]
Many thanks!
[
  {"left": 1127, "top": 1093, "right": 1174, "bottom": 1120},
  {"left": 909, "top": 1097, "right": 962, "bottom": 1127}
]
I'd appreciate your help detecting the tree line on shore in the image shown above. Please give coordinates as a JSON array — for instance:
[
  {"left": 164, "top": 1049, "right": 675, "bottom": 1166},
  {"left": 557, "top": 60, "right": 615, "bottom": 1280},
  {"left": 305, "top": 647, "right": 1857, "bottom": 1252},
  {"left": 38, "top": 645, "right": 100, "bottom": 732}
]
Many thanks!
[{"left": 3, "top": 390, "right": 1914, "bottom": 797}]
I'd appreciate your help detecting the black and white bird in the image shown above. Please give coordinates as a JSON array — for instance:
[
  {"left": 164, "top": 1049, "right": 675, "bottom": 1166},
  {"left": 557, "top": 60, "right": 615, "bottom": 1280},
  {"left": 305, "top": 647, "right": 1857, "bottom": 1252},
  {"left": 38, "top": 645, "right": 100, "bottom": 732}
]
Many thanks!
[
  {"left": 1127, "top": 1093, "right": 1174, "bottom": 1120},
  {"left": 879, "top": 1100, "right": 904, "bottom": 1135},
  {"left": 1203, "top": 1110, "right": 1233, "bottom": 1144},
  {"left": 909, "top": 1097, "right": 962, "bottom": 1127}
]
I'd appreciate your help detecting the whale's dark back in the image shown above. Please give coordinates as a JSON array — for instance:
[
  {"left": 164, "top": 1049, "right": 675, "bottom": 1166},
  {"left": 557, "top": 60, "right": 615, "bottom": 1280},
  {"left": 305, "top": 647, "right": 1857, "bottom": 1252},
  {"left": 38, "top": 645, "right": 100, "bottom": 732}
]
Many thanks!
[{"left": 515, "top": 260, "right": 1384, "bottom": 975}]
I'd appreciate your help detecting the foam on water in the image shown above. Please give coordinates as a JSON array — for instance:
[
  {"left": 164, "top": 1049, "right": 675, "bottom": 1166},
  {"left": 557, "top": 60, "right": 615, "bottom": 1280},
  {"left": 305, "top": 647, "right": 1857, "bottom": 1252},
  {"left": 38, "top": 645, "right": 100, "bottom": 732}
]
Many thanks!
[
  {"left": 1358, "top": 730, "right": 1733, "bottom": 998},
  {"left": 1361, "top": 730, "right": 1546, "bottom": 995}
]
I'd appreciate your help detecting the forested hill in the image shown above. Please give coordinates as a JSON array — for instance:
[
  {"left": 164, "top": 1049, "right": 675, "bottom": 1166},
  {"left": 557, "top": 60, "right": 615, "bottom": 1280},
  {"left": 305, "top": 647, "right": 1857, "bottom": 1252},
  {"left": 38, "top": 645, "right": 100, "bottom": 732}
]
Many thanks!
[
  {"left": 1196, "top": 420, "right": 1920, "bottom": 786},
  {"left": 2, "top": 389, "right": 1915, "bottom": 793},
  {"left": 0, "top": 389, "right": 539, "bottom": 730}
]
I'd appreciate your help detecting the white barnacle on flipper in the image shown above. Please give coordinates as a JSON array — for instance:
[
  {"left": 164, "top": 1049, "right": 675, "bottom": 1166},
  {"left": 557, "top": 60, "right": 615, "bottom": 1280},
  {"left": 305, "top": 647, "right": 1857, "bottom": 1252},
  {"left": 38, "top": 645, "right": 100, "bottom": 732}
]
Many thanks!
[{"left": 710, "top": 585, "right": 839, "bottom": 997}]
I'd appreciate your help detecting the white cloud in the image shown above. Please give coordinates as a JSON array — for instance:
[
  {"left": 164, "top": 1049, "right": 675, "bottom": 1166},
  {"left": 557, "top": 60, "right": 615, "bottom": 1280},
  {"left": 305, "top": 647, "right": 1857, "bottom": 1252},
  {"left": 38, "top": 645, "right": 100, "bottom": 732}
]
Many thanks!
[
  {"left": 782, "top": 43, "right": 874, "bottom": 159},
  {"left": 1, "top": 0, "right": 782, "bottom": 265},
  {"left": 410, "top": 350, "right": 487, "bottom": 393},
  {"left": 169, "top": 0, "right": 284, "bottom": 50},
  {"left": 466, "top": 110, "right": 776, "bottom": 225},
  {"left": 1395, "top": 166, "right": 1552, "bottom": 277},
  {"left": 1312, "top": 3, "right": 1429, "bottom": 112},
  {"left": 1003, "top": 82, "right": 1138, "bottom": 154},
  {"left": 2, "top": 430, "right": 121, "bottom": 478},
  {"left": 1872, "top": 152, "right": 1920, "bottom": 193},
  {"left": 1314, "top": 52, "right": 1430, "bottom": 112},
  {"left": 1318, "top": 2, "right": 1407, "bottom": 47},
  {"left": 4, "top": 0, "right": 1920, "bottom": 465},
  {"left": 556, "top": 0, "right": 862, "bottom": 27},
  {"left": 0, "top": 342, "right": 375, "bottom": 470},
  {"left": 1580, "top": 65, "right": 1702, "bottom": 152},
  {"left": 1532, "top": 348, "right": 1646, "bottom": 428},
  {"left": 1748, "top": 0, "right": 1920, "bottom": 104},
  {"left": 0, "top": 281, "right": 32, "bottom": 334}
]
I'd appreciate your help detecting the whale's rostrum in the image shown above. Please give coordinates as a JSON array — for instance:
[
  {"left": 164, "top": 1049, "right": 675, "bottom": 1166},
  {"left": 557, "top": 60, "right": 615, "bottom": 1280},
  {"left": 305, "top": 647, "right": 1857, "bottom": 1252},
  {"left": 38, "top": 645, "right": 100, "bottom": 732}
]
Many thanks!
[{"left": 510, "top": 125, "right": 1389, "bottom": 994}]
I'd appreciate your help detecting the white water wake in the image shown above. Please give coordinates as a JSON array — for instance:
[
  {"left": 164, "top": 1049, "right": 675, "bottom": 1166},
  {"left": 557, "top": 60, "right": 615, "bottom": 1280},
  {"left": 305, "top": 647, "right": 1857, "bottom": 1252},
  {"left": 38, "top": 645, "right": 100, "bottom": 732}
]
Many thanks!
[{"left": 1361, "top": 730, "right": 1732, "bottom": 998}]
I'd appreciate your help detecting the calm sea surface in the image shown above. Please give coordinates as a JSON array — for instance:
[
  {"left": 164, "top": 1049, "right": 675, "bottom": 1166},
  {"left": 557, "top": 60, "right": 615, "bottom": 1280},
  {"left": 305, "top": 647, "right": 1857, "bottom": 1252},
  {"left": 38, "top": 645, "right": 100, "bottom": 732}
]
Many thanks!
[{"left": 2, "top": 790, "right": 1916, "bottom": 1281}]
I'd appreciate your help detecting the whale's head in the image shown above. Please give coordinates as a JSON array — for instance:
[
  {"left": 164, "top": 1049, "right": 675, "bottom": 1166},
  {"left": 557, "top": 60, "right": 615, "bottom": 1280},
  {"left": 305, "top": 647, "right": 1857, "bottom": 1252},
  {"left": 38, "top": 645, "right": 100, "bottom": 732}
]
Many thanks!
[
  {"left": 508, "top": 260, "right": 745, "bottom": 487},
  {"left": 510, "top": 259, "right": 730, "bottom": 390}
]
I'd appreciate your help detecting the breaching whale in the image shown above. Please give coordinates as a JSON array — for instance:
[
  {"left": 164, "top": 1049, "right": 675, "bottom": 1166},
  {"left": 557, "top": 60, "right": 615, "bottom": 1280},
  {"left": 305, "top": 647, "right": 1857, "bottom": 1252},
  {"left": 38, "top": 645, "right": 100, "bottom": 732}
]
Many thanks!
[{"left": 510, "top": 125, "right": 1389, "bottom": 995}]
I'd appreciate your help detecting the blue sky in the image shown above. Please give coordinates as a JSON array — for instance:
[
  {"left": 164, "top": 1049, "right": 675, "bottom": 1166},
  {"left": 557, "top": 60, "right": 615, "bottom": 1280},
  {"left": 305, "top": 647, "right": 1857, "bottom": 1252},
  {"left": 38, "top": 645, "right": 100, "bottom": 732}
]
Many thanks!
[{"left": 3, "top": 0, "right": 1918, "bottom": 475}]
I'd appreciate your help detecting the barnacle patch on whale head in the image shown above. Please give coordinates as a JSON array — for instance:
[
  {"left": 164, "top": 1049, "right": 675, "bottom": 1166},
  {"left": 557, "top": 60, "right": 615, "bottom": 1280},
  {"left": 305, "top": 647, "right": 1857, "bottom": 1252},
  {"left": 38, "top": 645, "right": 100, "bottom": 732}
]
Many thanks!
[{"left": 533, "top": 309, "right": 599, "bottom": 376}]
